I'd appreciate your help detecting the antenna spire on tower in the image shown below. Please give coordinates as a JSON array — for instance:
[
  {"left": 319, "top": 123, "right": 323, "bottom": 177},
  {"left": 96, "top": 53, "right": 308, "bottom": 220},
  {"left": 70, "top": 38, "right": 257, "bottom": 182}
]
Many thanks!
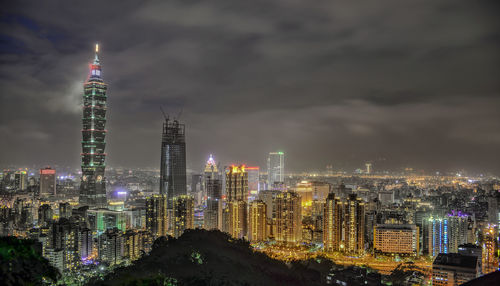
[{"left": 94, "top": 43, "right": 100, "bottom": 64}]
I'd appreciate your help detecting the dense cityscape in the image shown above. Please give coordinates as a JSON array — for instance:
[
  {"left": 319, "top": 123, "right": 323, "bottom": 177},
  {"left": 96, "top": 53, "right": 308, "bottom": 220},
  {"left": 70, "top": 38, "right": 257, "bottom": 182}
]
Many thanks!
[
  {"left": 2, "top": 1, "right": 500, "bottom": 286},
  {"left": 0, "top": 45, "right": 498, "bottom": 285}
]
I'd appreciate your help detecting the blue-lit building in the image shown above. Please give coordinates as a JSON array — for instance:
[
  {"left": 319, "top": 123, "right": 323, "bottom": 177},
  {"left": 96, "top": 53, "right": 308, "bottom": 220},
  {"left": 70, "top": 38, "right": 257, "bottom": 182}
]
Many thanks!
[{"left": 429, "top": 217, "right": 449, "bottom": 257}]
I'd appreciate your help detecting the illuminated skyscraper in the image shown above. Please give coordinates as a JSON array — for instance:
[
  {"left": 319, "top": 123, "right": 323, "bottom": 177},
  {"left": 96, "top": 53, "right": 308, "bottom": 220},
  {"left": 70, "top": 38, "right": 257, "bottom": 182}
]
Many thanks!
[
  {"left": 204, "top": 155, "right": 222, "bottom": 230},
  {"left": 226, "top": 200, "right": 247, "bottom": 239},
  {"left": 246, "top": 166, "right": 260, "bottom": 197},
  {"left": 482, "top": 224, "right": 499, "bottom": 274},
  {"left": 324, "top": 194, "right": 366, "bottom": 253},
  {"left": 79, "top": 228, "right": 93, "bottom": 261},
  {"left": 160, "top": 118, "right": 187, "bottom": 208},
  {"left": 267, "top": 152, "right": 284, "bottom": 187},
  {"left": 323, "top": 193, "right": 340, "bottom": 252},
  {"left": 146, "top": 195, "right": 168, "bottom": 238},
  {"left": 49, "top": 218, "right": 80, "bottom": 271},
  {"left": 79, "top": 44, "right": 108, "bottom": 208},
  {"left": 40, "top": 167, "right": 56, "bottom": 197},
  {"left": 429, "top": 216, "right": 449, "bottom": 257},
  {"left": 343, "top": 194, "right": 365, "bottom": 254},
  {"left": 226, "top": 165, "right": 248, "bottom": 202},
  {"left": 98, "top": 228, "right": 124, "bottom": 266},
  {"left": 224, "top": 165, "right": 248, "bottom": 239},
  {"left": 447, "top": 212, "right": 469, "bottom": 253},
  {"left": 249, "top": 200, "right": 267, "bottom": 242},
  {"left": 173, "top": 195, "right": 194, "bottom": 238},
  {"left": 14, "top": 170, "right": 27, "bottom": 191},
  {"left": 275, "top": 190, "right": 301, "bottom": 244}
]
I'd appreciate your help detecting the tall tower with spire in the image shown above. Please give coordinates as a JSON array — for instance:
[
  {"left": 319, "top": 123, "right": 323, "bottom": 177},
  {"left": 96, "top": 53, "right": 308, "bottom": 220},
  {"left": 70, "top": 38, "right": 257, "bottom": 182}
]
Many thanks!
[
  {"left": 204, "top": 155, "right": 222, "bottom": 230},
  {"left": 79, "top": 44, "right": 108, "bottom": 208}
]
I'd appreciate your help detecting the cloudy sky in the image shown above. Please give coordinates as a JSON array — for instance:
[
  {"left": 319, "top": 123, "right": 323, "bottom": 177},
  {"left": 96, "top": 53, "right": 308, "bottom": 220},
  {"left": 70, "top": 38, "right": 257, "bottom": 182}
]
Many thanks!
[{"left": 1, "top": 0, "right": 499, "bottom": 174}]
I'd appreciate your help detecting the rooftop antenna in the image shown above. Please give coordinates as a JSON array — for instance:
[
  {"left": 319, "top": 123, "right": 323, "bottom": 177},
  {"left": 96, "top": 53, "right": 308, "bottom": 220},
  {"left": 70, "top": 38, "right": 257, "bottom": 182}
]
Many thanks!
[{"left": 160, "top": 106, "right": 169, "bottom": 121}]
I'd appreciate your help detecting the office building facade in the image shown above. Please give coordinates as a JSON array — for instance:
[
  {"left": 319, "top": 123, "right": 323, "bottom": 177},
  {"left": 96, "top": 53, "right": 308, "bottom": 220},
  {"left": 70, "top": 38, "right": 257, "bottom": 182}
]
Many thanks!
[
  {"left": 159, "top": 118, "right": 187, "bottom": 208},
  {"left": 267, "top": 152, "right": 284, "bottom": 187},
  {"left": 40, "top": 167, "right": 56, "bottom": 197}
]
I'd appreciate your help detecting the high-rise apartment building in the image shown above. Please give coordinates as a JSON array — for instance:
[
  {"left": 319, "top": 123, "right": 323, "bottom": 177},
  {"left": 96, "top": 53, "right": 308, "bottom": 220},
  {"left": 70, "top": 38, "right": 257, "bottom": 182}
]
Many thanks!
[
  {"left": 159, "top": 118, "right": 187, "bottom": 208},
  {"left": 323, "top": 194, "right": 365, "bottom": 254},
  {"left": 249, "top": 200, "right": 267, "bottom": 242},
  {"left": 14, "top": 170, "right": 27, "bottom": 191},
  {"left": 98, "top": 228, "right": 124, "bottom": 266},
  {"left": 79, "top": 227, "right": 93, "bottom": 261},
  {"left": 79, "top": 44, "right": 108, "bottom": 208},
  {"left": 224, "top": 165, "right": 249, "bottom": 239},
  {"left": 226, "top": 165, "right": 248, "bottom": 202},
  {"left": 482, "top": 224, "right": 499, "bottom": 274},
  {"left": 275, "top": 190, "right": 301, "bottom": 244},
  {"left": 40, "top": 167, "right": 56, "bottom": 197},
  {"left": 323, "top": 193, "right": 340, "bottom": 251},
  {"left": 429, "top": 216, "right": 449, "bottom": 257},
  {"left": 343, "top": 194, "right": 365, "bottom": 254},
  {"left": 173, "top": 195, "right": 194, "bottom": 238},
  {"left": 448, "top": 213, "right": 469, "bottom": 253},
  {"left": 226, "top": 200, "right": 247, "bottom": 239},
  {"left": 146, "top": 195, "right": 168, "bottom": 238},
  {"left": 267, "top": 152, "right": 284, "bottom": 187},
  {"left": 48, "top": 218, "right": 80, "bottom": 271}
]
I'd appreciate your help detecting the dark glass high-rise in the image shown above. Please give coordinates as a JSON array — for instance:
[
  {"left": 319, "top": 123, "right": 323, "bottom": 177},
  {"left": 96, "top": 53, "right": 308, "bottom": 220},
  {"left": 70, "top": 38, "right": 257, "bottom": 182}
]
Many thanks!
[
  {"left": 160, "top": 118, "right": 187, "bottom": 208},
  {"left": 79, "top": 44, "right": 107, "bottom": 208}
]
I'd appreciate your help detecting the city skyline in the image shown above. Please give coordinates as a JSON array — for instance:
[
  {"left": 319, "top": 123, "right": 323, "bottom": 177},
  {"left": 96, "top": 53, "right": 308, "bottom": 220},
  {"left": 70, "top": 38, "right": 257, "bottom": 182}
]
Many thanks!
[
  {"left": 1, "top": 1, "right": 500, "bottom": 175},
  {"left": 1, "top": 2, "right": 500, "bottom": 285}
]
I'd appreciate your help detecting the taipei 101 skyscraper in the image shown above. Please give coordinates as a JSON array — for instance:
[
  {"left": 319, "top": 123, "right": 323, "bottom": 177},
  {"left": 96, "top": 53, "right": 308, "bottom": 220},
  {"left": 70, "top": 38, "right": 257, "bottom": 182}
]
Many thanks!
[{"left": 79, "top": 44, "right": 108, "bottom": 208}]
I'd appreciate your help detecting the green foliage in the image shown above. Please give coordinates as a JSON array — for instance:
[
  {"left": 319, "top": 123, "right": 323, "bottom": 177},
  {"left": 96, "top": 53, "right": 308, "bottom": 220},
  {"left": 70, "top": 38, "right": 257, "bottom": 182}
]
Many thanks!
[
  {"left": 92, "top": 229, "right": 327, "bottom": 286},
  {"left": 0, "top": 236, "right": 60, "bottom": 285}
]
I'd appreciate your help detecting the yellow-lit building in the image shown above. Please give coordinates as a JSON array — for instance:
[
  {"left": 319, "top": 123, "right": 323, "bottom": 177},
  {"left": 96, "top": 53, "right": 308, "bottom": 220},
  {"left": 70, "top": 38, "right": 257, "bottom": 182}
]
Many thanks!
[
  {"left": 342, "top": 194, "right": 365, "bottom": 254},
  {"left": 226, "top": 200, "right": 247, "bottom": 239},
  {"left": 224, "top": 165, "right": 249, "bottom": 239},
  {"left": 226, "top": 165, "right": 248, "bottom": 202},
  {"left": 482, "top": 224, "right": 499, "bottom": 274},
  {"left": 295, "top": 181, "right": 313, "bottom": 216},
  {"left": 173, "top": 195, "right": 194, "bottom": 238},
  {"left": 145, "top": 194, "right": 168, "bottom": 238},
  {"left": 249, "top": 200, "right": 267, "bottom": 242},
  {"left": 275, "top": 190, "right": 301, "bottom": 245},
  {"left": 123, "top": 230, "right": 141, "bottom": 261},
  {"left": 323, "top": 193, "right": 338, "bottom": 252},
  {"left": 373, "top": 224, "right": 419, "bottom": 256}
]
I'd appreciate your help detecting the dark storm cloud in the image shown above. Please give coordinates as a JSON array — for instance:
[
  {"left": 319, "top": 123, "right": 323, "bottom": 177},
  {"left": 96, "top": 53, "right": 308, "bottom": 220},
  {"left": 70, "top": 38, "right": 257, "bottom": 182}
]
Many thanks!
[{"left": 0, "top": 0, "right": 499, "bottom": 174}]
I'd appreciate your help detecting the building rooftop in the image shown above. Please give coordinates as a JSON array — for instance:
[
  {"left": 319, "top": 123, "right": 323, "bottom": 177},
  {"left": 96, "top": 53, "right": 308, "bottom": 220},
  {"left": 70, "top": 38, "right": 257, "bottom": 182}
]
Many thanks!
[
  {"left": 433, "top": 253, "right": 478, "bottom": 269},
  {"left": 461, "top": 271, "right": 500, "bottom": 286}
]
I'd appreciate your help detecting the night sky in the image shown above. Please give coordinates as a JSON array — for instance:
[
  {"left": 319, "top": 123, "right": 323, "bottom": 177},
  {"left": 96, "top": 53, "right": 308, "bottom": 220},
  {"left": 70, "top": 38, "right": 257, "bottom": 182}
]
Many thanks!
[{"left": 1, "top": 1, "right": 499, "bottom": 174}]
